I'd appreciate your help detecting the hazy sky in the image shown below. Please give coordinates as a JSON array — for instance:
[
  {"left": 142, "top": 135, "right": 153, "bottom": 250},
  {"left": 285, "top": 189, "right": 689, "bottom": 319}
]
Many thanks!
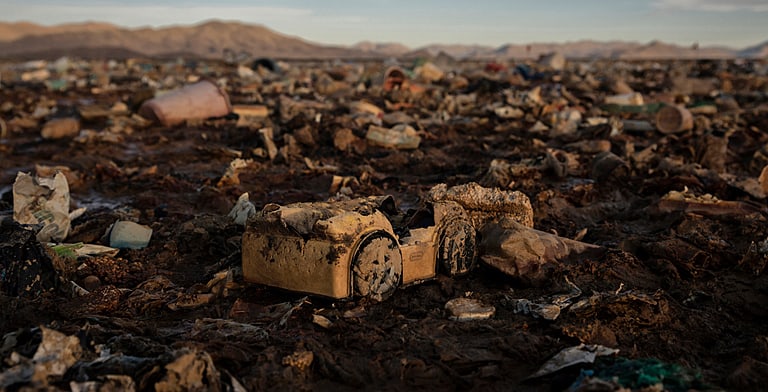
[{"left": 1, "top": 0, "right": 766, "bottom": 48}]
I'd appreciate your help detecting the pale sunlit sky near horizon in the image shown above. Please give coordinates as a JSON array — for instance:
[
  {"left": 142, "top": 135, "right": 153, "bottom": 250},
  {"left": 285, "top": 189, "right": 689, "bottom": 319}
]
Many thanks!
[{"left": 0, "top": 0, "right": 766, "bottom": 49}]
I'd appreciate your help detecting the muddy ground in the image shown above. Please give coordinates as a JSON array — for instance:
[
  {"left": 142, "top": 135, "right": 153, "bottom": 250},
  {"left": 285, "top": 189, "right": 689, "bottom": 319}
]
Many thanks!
[{"left": 2, "top": 59, "right": 768, "bottom": 391}]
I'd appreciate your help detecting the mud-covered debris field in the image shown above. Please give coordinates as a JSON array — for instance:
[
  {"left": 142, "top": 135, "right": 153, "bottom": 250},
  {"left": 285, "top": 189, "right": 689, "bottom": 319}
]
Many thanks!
[{"left": 2, "top": 56, "right": 768, "bottom": 390}]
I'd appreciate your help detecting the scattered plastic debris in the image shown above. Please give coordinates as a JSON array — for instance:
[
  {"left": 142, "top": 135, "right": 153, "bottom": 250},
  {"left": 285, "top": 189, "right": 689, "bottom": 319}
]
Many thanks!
[
  {"left": 445, "top": 298, "right": 496, "bottom": 321},
  {"left": 366, "top": 124, "right": 421, "bottom": 149},
  {"left": 228, "top": 192, "right": 256, "bottom": 226},
  {"left": 0, "top": 49, "right": 765, "bottom": 391},
  {"left": 217, "top": 158, "right": 252, "bottom": 187},
  {"left": 312, "top": 314, "right": 333, "bottom": 329},
  {"left": 529, "top": 344, "right": 619, "bottom": 379},
  {"left": 12, "top": 171, "right": 73, "bottom": 242},
  {"left": 109, "top": 221, "right": 153, "bottom": 249},
  {"left": 41, "top": 118, "right": 81, "bottom": 139},
  {"left": 655, "top": 105, "right": 693, "bottom": 134},
  {"left": 0, "top": 327, "right": 82, "bottom": 389},
  {"left": 139, "top": 80, "right": 232, "bottom": 126},
  {"left": 507, "top": 278, "right": 582, "bottom": 320},
  {"left": 570, "top": 357, "right": 708, "bottom": 392},
  {"left": 479, "top": 218, "right": 605, "bottom": 285},
  {"left": 233, "top": 104, "right": 268, "bottom": 127}
]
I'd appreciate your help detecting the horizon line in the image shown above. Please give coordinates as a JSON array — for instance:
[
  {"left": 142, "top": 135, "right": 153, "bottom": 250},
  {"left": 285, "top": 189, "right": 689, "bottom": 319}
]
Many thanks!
[{"left": 0, "top": 18, "right": 764, "bottom": 52}]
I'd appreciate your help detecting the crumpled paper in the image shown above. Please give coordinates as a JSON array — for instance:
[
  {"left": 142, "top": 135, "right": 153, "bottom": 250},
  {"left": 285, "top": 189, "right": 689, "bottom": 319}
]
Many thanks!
[{"left": 13, "top": 172, "right": 72, "bottom": 242}]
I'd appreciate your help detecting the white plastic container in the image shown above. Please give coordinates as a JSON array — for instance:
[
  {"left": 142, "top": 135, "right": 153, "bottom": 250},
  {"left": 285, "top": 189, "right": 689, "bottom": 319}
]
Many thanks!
[{"left": 139, "top": 80, "right": 232, "bottom": 127}]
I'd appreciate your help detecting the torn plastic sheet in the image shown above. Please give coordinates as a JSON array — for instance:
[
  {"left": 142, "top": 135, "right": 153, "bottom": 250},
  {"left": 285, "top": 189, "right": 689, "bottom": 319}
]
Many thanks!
[
  {"left": 32, "top": 327, "right": 83, "bottom": 382},
  {"left": 12, "top": 172, "right": 73, "bottom": 242},
  {"left": 154, "top": 349, "right": 221, "bottom": 392},
  {"left": 507, "top": 277, "right": 582, "bottom": 320},
  {"left": 568, "top": 290, "right": 660, "bottom": 314},
  {"left": 190, "top": 318, "right": 269, "bottom": 342},
  {"left": 228, "top": 192, "right": 256, "bottom": 226},
  {"left": 0, "top": 327, "right": 83, "bottom": 389},
  {"left": 529, "top": 344, "right": 619, "bottom": 379}
]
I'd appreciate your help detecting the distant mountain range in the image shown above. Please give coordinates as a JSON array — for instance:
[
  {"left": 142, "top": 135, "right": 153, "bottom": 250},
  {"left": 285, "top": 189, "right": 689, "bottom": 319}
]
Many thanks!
[{"left": 0, "top": 20, "right": 765, "bottom": 60}]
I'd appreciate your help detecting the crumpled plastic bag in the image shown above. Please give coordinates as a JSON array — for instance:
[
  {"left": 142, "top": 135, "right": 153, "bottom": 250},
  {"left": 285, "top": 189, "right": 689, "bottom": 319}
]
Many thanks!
[
  {"left": 228, "top": 192, "right": 256, "bottom": 226},
  {"left": 0, "top": 219, "right": 60, "bottom": 296},
  {"left": 0, "top": 327, "right": 83, "bottom": 389},
  {"left": 12, "top": 172, "right": 71, "bottom": 242},
  {"left": 529, "top": 344, "right": 619, "bottom": 379},
  {"left": 479, "top": 218, "right": 604, "bottom": 286}
]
